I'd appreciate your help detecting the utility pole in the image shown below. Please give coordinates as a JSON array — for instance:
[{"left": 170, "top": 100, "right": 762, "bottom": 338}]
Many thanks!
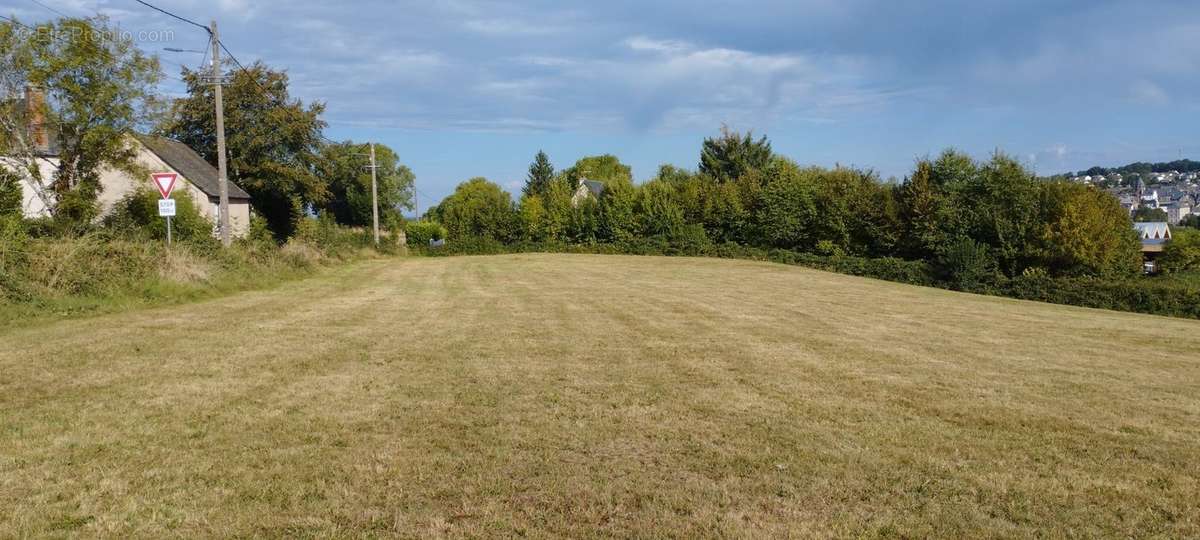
[
  {"left": 211, "top": 20, "right": 231, "bottom": 247},
  {"left": 370, "top": 142, "right": 380, "bottom": 245}
]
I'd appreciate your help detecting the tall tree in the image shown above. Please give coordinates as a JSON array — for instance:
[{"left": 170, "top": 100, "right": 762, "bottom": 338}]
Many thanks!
[
  {"left": 160, "top": 61, "right": 326, "bottom": 238},
  {"left": 523, "top": 150, "right": 554, "bottom": 197},
  {"left": 898, "top": 162, "right": 948, "bottom": 260},
  {"left": 316, "top": 142, "right": 414, "bottom": 227},
  {"left": 559, "top": 154, "right": 633, "bottom": 189},
  {"left": 1037, "top": 182, "right": 1140, "bottom": 276},
  {"left": 430, "top": 177, "right": 520, "bottom": 241},
  {"left": 518, "top": 193, "right": 547, "bottom": 241},
  {"left": 699, "top": 125, "right": 772, "bottom": 183},
  {"left": 0, "top": 16, "right": 161, "bottom": 227}
]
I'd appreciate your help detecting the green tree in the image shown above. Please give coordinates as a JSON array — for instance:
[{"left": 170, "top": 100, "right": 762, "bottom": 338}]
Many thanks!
[
  {"left": 566, "top": 196, "right": 601, "bottom": 243},
  {"left": 523, "top": 150, "right": 554, "bottom": 198},
  {"left": 518, "top": 193, "right": 547, "bottom": 241},
  {"left": 315, "top": 142, "right": 414, "bottom": 227},
  {"left": 540, "top": 178, "right": 574, "bottom": 241},
  {"left": 430, "top": 177, "right": 519, "bottom": 241},
  {"left": 0, "top": 16, "right": 161, "bottom": 228},
  {"left": 1037, "top": 182, "right": 1141, "bottom": 276},
  {"left": 919, "top": 151, "right": 1041, "bottom": 276},
  {"left": 1132, "top": 207, "right": 1168, "bottom": 222},
  {"left": 598, "top": 180, "right": 638, "bottom": 243},
  {"left": 699, "top": 125, "right": 772, "bottom": 183},
  {"left": 754, "top": 160, "right": 819, "bottom": 250},
  {"left": 637, "top": 180, "right": 686, "bottom": 238},
  {"left": 898, "top": 162, "right": 947, "bottom": 260},
  {"left": 559, "top": 154, "right": 633, "bottom": 189},
  {"left": 696, "top": 179, "right": 746, "bottom": 243},
  {"left": 1158, "top": 228, "right": 1200, "bottom": 274},
  {"left": 161, "top": 61, "right": 326, "bottom": 239},
  {"left": 823, "top": 167, "right": 901, "bottom": 256},
  {"left": 939, "top": 237, "right": 998, "bottom": 290}
]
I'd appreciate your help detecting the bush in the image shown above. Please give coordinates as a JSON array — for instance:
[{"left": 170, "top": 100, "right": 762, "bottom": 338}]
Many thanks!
[
  {"left": 939, "top": 237, "right": 999, "bottom": 291},
  {"left": 0, "top": 216, "right": 30, "bottom": 301},
  {"left": 292, "top": 213, "right": 374, "bottom": 258},
  {"left": 20, "top": 236, "right": 160, "bottom": 297},
  {"left": 0, "top": 168, "right": 21, "bottom": 217},
  {"left": 104, "top": 188, "right": 215, "bottom": 244},
  {"left": 1001, "top": 274, "right": 1200, "bottom": 319},
  {"left": 1159, "top": 228, "right": 1200, "bottom": 274},
  {"left": 405, "top": 220, "right": 447, "bottom": 247},
  {"left": 245, "top": 215, "right": 275, "bottom": 246}
]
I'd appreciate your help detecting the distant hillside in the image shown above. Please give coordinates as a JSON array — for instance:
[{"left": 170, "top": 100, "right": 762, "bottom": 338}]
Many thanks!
[{"left": 1067, "top": 159, "right": 1200, "bottom": 178}]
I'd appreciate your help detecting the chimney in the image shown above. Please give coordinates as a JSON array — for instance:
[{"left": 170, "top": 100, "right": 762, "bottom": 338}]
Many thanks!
[{"left": 24, "top": 86, "right": 49, "bottom": 155}]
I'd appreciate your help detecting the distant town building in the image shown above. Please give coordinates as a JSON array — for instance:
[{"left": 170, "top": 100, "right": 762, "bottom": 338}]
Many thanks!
[{"left": 1134, "top": 222, "right": 1172, "bottom": 273}]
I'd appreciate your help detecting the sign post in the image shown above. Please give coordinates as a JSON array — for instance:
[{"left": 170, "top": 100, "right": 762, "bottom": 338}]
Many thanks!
[
  {"left": 159, "top": 199, "right": 177, "bottom": 244},
  {"left": 153, "top": 173, "right": 179, "bottom": 246}
]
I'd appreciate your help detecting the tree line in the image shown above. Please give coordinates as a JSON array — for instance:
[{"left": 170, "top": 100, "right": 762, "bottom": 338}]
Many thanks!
[
  {"left": 426, "top": 127, "right": 1163, "bottom": 285},
  {"left": 1071, "top": 160, "right": 1200, "bottom": 178}
]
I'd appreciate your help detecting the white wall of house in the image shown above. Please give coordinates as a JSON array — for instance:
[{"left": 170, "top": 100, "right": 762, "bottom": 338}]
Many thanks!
[{"left": 0, "top": 156, "right": 57, "bottom": 218}]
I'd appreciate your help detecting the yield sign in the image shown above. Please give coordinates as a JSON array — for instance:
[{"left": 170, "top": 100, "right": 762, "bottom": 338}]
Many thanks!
[{"left": 152, "top": 172, "right": 178, "bottom": 199}]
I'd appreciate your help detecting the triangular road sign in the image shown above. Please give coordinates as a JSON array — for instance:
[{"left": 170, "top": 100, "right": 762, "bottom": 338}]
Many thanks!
[{"left": 152, "top": 172, "right": 178, "bottom": 199}]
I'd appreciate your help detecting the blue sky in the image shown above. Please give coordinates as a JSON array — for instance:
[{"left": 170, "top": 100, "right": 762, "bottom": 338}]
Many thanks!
[{"left": 5, "top": 0, "right": 1200, "bottom": 208}]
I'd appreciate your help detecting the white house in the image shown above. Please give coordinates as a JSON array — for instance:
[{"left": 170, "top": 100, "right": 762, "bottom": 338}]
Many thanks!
[
  {"left": 571, "top": 178, "right": 606, "bottom": 207},
  {"left": 3, "top": 87, "right": 253, "bottom": 237}
]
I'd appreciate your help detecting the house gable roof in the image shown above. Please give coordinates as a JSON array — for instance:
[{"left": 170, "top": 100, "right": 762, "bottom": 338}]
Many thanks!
[
  {"left": 133, "top": 134, "right": 251, "bottom": 200},
  {"left": 1133, "top": 222, "right": 1171, "bottom": 241},
  {"left": 580, "top": 179, "right": 605, "bottom": 197}
]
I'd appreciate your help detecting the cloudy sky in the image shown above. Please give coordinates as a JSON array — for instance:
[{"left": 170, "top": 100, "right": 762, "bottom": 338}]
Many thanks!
[{"left": 5, "top": 0, "right": 1200, "bottom": 206}]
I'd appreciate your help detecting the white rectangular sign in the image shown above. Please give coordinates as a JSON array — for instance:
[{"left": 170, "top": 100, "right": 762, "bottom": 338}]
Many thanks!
[{"left": 158, "top": 199, "right": 177, "bottom": 217}]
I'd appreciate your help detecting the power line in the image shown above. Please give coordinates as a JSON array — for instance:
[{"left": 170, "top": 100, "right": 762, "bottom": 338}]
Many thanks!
[
  {"left": 28, "top": 0, "right": 68, "bottom": 18},
  {"left": 128, "top": 2, "right": 398, "bottom": 175},
  {"left": 1, "top": 13, "right": 33, "bottom": 28},
  {"left": 197, "top": 36, "right": 211, "bottom": 69},
  {"left": 214, "top": 39, "right": 345, "bottom": 148},
  {"left": 131, "top": 0, "right": 209, "bottom": 33}
]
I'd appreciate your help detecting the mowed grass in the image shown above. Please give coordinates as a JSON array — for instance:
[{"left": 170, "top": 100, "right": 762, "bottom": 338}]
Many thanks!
[{"left": 1, "top": 254, "right": 1198, "bottom": 537}]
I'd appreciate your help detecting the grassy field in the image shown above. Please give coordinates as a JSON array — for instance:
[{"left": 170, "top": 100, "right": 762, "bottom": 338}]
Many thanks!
[{"left": 1, "top": 254, "right": 1198, "bottom": 537}]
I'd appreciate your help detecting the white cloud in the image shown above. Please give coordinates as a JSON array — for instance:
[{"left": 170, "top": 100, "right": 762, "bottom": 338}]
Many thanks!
[
  {"left": 625, "top": 36, "right": 691, "bottom": 54},
  {"left": 462, "top": 18, "right": 561, "bottom": 36},
  {"left": 1129, "top": 80, "right": 1169, "bottom": 106},
  {"left": 217, "top": 0, "right": 257, "bottom": 20}
]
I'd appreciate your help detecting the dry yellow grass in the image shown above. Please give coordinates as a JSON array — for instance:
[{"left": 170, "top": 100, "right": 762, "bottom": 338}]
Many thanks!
[{"left": 1, "top": 254, "right": 1198, "bottom": 537}]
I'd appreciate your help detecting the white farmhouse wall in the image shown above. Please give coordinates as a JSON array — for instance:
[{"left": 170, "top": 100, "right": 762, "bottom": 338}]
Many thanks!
[{"left": 1, "top": 157, "right": 58, "bottom": 218}]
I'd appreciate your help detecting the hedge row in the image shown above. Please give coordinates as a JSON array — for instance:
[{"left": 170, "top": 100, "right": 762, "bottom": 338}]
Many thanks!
[{"left": 996, "top": 275, "right": 1200, "bottom": 319}]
